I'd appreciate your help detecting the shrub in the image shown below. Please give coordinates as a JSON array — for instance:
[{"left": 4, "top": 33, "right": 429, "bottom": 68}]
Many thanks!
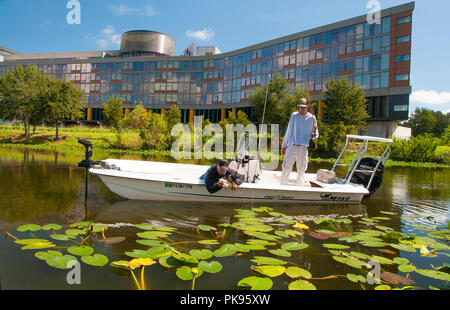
[
  {"left": 309, "top": 121, "right": 357, "bottom": 158},
  {"left": 390, "top": 135, "right": 438, "bottom": 163}
]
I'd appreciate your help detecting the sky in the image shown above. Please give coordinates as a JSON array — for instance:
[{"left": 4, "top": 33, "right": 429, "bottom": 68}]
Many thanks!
[{"left": 0, "top": 0, "right": 449, "bottom": 114}]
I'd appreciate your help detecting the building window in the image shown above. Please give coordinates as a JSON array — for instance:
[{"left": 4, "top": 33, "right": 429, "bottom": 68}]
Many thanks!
[
  {"left": 397, "top": 16, "right": 411, "bottom": 25},
  {"left": 396, "top": 35, "right": 411, "bottom": 43},
  {"left": 396, "top": 54, "right": 410, "bottom": 62},
  {"left": 382, "top": 16, "right": 391, "bottom": 33},
  {"left": 394, "top": 105, "right": 408, "bottom": 112},
  {"left": 395, "top": 74, "right": 409, "bottom": 81}
]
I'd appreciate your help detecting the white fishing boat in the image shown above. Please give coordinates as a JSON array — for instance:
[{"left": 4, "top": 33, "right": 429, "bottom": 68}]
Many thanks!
[{"left": 79, "top": 135, "right": 392, "bottom": 204}]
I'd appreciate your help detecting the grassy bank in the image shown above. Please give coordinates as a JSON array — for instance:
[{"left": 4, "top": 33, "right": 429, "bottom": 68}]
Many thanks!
[{"left": 0, "top": 124, "right": 449, "bottom": 169}]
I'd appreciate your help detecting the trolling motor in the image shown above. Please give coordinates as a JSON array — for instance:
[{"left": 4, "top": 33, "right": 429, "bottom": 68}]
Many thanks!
[{"left": 77, "top": 139, "right": 100, "bottom": 168}]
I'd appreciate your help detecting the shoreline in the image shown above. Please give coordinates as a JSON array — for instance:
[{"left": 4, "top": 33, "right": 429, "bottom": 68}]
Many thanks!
[{"left": 1, "top": 141, "right": 448, "bottom": 169}]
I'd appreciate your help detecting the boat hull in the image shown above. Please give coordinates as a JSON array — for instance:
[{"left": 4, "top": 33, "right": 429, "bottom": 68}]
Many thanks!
[{"left": 97, "top": 173, "right": 365, "bottom": 204}]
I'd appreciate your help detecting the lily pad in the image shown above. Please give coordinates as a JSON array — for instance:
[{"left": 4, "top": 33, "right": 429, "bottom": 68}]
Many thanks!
[
  {"left": 281, "top": 242, "right": 309, "bottom": 251},
  {"left": 198, "top": 239, "right": 219, "bottom": 245},
  {"left": 42, "top": 224, "right": 62, "bottom": 231},
  {"left": 135, "top": 224, "right": 155, "bottom": 230},
  {"left": 243, "top": 231, "right": 281, "bottom": 241},
  {"left": 198, "top": 261, "right": 223, "bottom": 274},
  {"left": 136, "top": 239, "right": 167, "bottom": 247},
  {"left": 176, "top": 266, "right": 203, "bottom": 280},
  {"left": 269, "top": 249, "right": 291, "bottom": 257},
  {"left": 285, "top": 267, "right": 312, "bottom": 279},
  {"left": 332, "top": 256, "right": 367, "bottom": 269},
  {"left": 17, "top": 224, "right": 42, "bottom": 232},
  {"left": 398, "top": 264, "right": 416, "bottom": 273},
  {"left": 369, "top": 255, "right": 395, "bottom": 265},
  {"left": 251, "top": 265, "right": 286, "bottom": 278},
  {"left": 189, "top": 249, "right": 213, "bottom": 260},
  {"left": 137, "top": 231, "right": 171, "bottom": 239},
  {"left": 250, "top": 256, "right": 287, "bottom": 266},
  {"left": 237, "top": 276, "right": 273, "bottom": 290},
  {"left": 67, "top": 245, "right": 94, "bottom": 256},
  {"left": 98, "top": 237, "right": 126, "bottom": 244},
  {"left": 50, "top": 234, "right": 73, "bottom": 241},
  {"left": 213, "top": 244, "right": 237, "bottom": 257},
  {"left": 346, "top": 273, "right": 366, "bottom": 283},
  {"left": 172, "top": 252, "right": 199, "bottom": 264},
  {"left": 308, "top": 231, "right": 330, "bottom": 240},
  {"left": 415, "top": 269, "right": 450, "bottom": 281},
  {"left": 322, "top": 243, "right": 350, "bottom": 250},
  {"left": 393, "top": 257, "right": 410, "bottom": 265},
  {"left": 389, "top": 243, "right": 416, "bottom": 253},
  {"left": 46, "top": 254, "right": 77, "bottom": 269},
  {"left": 65, "top": 229, "right": 84, "bottom": 236},
  {"left": 288, "top": 280, "right": 317, "bottom": 290},
  {"left": 35, "top": 250, "right": 63, "bottom": 261},
  {"left": 128, "top": 258, "right": 156, "bottom": 269},
  {"left": 81, "top": 254, "right": 109, "bottom": 267},
  {"left": 21, "top": 241, "right": 55, "bottom": 250}
]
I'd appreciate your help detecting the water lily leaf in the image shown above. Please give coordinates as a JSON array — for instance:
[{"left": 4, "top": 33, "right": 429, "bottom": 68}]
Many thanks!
[
  {"left": 250, "top": 256, "right": 287, "bottom": 266},
  {"left": 427, "top": 229, "right": 450, "bottom": 242},
  {"left": 278, "top": 218, "right": 296, "bottom": 225},
  {"left": 281, "top": 242, "right": 309, "bottom": 251},
  {"left": 135, "top": 224, "right": 155, "bottom": 230},
  {"left": 237, "top": 276, "right": 273, "bottom": 290},
  {"left": 329, "top": 232, "right": 353, "bottom": 238},
  {"left": 35, "top": 250, "right": 62, "bottom": 261},
  {"left": 415, "top": 269, "right": 450, "bottom": 281},
  {"left": 137, "top": 231, "right": 171, "bottom": 239},
  {"left": 370, "top": 255, "right": 395, "bottom": 265},
  {"left": 126, "top": 249, "right": 151, "bottom": 259},
  {"left": 240, "top": 224, "right": 273, "bottom": 232},
  {"left": 309, "top": 231, "right": 330, "bottom": 240},
  {"left": 197, "top": 224, "right": 217, "bottom": 232},
  {"left": 17, "top": 224, "right": 42, "bottom": 232},
  {"left": 146, "top": 246, "right": 171, "bottom": 259},
  {"left": 110, "top": 260, "right": 132, "bottom": 270},
  {"left": 98, "top": 236, "right": 126, "bottom": 244},
  {"left": 251, "top": 265, "right": 286, "bottom": 278},
  {"left": 247, "top": 239, "right": 275, "bottom": 246},
  {"left": 359, "top": 241, "right": 388, "bottom": 248},
  {"left": 50, "top": 234, "right": 73, "bottom": 241},
  {"left": 189, "top": 249, "right": 213, "bottom": 260},
  {"left": 286, "top": 267, "right": 312, "bottom": 279},
  {"left": 389, "top": 243, "right": 416, "bottom": 253},
  {"left": 284, "top": 229, "right": 303, "bottom": 237},
  {"left": 244, "top": 231, "right": 281, "bottom": 241},
  {"left": 268, "top": 212, "right": 285, "bottom": 217},
  {"left": 393, "top": 257, "right": 410, "bottom": 265},
  {"left": 154, "top": 226, "right": 177, "bottom": 232},
  {"left": 274, "top": 230, "right": 290, "bottom": 238},
  {"left": 15, "top": 238, "right": 48, "bottom": 245},
  {"left": 91, "top": 225, "right": 108, "bottom": 233},
  {"left": 323, "top": 243, "right": 350, "bottom": 250},
  {"left": 375, "top": 284, "right": 391, "bottom": 290},
  {"left": 128, "top": 258, "right": 156, "bottom": 269},
  {"left": 336, "top": 219, "right": 352, "bottom": 224},
  {"left": 288, "top": 280, "right": 316, "bottom": 290},
  {"left": 269, "top": 249, "right": 291, "bottom": 257},
  {"left": 252, "top": 206, "right": 273, "bottom": 213},
  {"left": 176, "top": 266, "right": 203, "bottom": 280},
  {"left": 332, "top": 256, "right": 368, "bottom": 269},
  {"left": 70, "top": 221, "right": 90, "bottom": 228},
  {"left": 375, "top": 225, "right": 394, "bottom": 232},
  {"left": 47, "top": 254, "right": 77, "bottom": 269},
  {"left": 198, "top": 261, "right": 223, "bottom": 274},
  {"left": 65, "top": 229, "right": 84, "bottom": 236},
  {"left": 381, "top": 272, "right": 415, "bottom": 285},
  {"left": 158, "top": 256, "right": 184, "bottom": 268},
  {"left": 81, "top": 254, "right": 109, "bottom": 267},
  {"left": 68, "top": 245, "right": 94, "bottom": 256},
  {"left": 198, "top": 239, "right": 219, "bottom": 245},
  {"left": 349, "top": 251, "right": 371, "bottom": 260},
  {"left": 346, "top": 273, "right": 366, "bottom": 283},
  {"left": 380, "top": 211, "right": 396, "bottom": 215},
  {"left": 234, "top": 243, "right": 266, "bottom": 252},
  {"left": 398, "top": 264, "right": 416, "bottom": 273},
  {"left": 22, "top": 241, "right": 56, "bottom": 250},
  {"left": 338, "top": 236, "right": 359, "bottom": 243},
  {"left": 42, "top": 224, "right": 62, "bottom": 231},
  {"left": 213, "top": 244, "right": 237, "bottom": 257},
  {"left": 378, "top": 249, "right": 397, "bottom": 255},
  {"left": 136, "top": 239, "right": 167, "bottom": 247},
  {"left": 172, "top": 252, "right": 199, "bottom": 264}
]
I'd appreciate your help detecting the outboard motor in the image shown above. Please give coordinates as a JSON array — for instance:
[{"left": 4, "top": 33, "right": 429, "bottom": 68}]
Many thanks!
[
  {"left": 350, "top": 157, "right": 385, "bottom": 198},
  {"left": 77, "top": 139, "right": 100, "bottom": 168}
]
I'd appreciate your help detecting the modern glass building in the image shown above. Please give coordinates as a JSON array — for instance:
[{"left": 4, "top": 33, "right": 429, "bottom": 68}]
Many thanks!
[{"left": 0, "top": 2, "right": 414, "bottom": 138}]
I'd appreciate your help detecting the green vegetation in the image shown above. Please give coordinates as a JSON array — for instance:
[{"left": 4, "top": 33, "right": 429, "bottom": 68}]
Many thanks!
[{"left": 5, "top": 206, "right": 450, "bottom": 290}]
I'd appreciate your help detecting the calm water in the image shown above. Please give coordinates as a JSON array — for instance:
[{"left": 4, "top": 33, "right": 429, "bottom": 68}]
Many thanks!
[{"left": 0, "top": 148, "right": 448, "bottom": 290}]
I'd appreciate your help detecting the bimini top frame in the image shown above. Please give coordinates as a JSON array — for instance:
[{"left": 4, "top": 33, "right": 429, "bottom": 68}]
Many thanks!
[{"left": 331, "top": 135, "right": 393, "bottom": 190}]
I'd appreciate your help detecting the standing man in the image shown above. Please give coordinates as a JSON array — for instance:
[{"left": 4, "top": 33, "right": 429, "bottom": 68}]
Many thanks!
[{"left": 280, "top": 98, "right": 319, "bottom": 186}]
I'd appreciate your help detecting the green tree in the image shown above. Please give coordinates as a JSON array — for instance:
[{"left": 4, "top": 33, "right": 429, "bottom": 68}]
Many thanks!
[
  {"left": 406, "top": 108, "right": 437, "bottom": 137},
  {"left": 103, "top": 98, "right": 126, "bottom": 147},
  {"left": 323, "top": 77, "right": 369, "bottom": 130},
  {"left": 249, "top": 73, "right": 292, "bottom": 127},
  {"left": 164, "top": 105, "right": 181, "bottom": 133},
  {"left": 0, "top": 65, "right": 44, "bottom": 138},
  {"left": 42, "top": 76, "right": 84, "bottom": 140},
  {"left": 127, "top": 105, "right": 168, "bottom": 150}
]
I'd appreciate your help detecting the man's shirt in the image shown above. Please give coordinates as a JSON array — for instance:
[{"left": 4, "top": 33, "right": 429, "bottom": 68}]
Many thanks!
[
  {"left": 282, "top": 112, "right": 319, "bottom": 148},
  {"left": 201, "top": 164, "right": 245, "bottom": 194}
]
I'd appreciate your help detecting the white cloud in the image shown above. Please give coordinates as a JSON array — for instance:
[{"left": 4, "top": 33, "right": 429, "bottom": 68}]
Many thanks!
[
  {"left": 109, "top": 4, "right": 158, "bottom": 16},
  {"left": 410, "top": 90, "right": 450, "bottom": 105},
  {"left": 96, "top": 25, "right": 121, "bottom": 49},
  {"left": 185, "top": 28, "right": 215, "bottom": 41}
]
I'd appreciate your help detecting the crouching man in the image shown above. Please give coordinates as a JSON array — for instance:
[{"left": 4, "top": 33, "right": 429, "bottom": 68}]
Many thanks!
[{"left": 200, "top": 159, "right": 245, "bottom": 194}]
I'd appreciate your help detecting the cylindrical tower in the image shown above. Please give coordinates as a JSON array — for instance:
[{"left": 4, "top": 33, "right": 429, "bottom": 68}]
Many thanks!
[{"left": 120, "top": 30, "right": 175, "bottom": 57}]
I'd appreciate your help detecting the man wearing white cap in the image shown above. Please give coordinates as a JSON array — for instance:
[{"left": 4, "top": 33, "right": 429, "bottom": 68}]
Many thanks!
[{"left": 280, "top": 98, "right": 319, "bottom": 186}]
